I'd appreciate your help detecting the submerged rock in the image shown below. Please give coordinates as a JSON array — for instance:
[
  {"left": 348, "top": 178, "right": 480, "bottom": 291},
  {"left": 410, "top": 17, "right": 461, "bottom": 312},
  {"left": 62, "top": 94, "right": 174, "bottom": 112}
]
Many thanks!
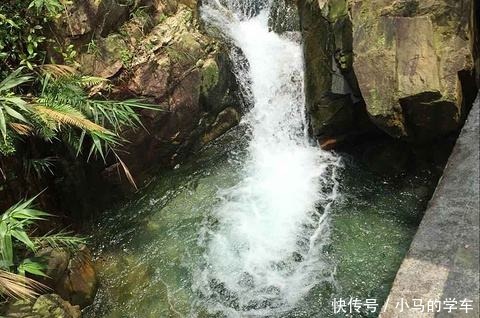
[{"left": 4, "top": 294, "right": 81, "bottom": 318}]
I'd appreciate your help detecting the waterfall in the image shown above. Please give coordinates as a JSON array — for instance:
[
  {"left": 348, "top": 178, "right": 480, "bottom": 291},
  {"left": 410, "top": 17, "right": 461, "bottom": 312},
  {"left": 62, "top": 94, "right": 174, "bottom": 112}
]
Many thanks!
[{"left": 194, "top": 1, "right": 341, "bottom": 316}]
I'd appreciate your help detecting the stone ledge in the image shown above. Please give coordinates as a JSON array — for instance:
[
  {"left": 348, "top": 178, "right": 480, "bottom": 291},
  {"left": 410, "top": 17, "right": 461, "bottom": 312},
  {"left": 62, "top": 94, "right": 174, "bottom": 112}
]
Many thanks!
[{"left": 380, "top": 91, "right": 480, "bottom": 317}]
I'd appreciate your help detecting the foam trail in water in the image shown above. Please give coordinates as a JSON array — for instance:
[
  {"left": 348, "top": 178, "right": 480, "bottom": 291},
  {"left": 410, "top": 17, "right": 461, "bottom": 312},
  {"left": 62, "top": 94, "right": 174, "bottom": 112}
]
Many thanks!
[{"left": 194, "top": 1, "right": 341, "bottom": 316}]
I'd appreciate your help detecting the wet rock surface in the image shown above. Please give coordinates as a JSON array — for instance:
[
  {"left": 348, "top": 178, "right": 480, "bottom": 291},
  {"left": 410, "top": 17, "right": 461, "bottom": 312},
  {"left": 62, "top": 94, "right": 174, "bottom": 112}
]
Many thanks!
[
  {"left": 268, "top": 0, "right": 300, "bottom": 34},
  {"left": 4, "top": 294, "right": 81, "bottom": 318},
  {"left": 37, "top": 246, "right": 98, "bottom": 308},
  {"left": 298, "top": 0, "right": 368, "bottom": 141},
  {"left": 351, "top": 0, "right": 475, "bottom": 141},
  {"left": 48, "top": 0, "right": 243, "bottom": 206}
]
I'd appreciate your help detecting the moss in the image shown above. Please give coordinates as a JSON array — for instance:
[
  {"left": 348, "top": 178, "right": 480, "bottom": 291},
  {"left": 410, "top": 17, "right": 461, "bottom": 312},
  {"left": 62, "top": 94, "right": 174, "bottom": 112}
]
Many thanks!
[
  {"left": 368, "top": 87, "right": 386, "bottom": 116},
  {"left": 326, "top": 0, "right": 348, "bottom": 21},
  {"left": 200, "top": 58, "right": 219, "bottom": 94},
  {"left": 120, "top": 48, "right": 134, "bottom": 67}
]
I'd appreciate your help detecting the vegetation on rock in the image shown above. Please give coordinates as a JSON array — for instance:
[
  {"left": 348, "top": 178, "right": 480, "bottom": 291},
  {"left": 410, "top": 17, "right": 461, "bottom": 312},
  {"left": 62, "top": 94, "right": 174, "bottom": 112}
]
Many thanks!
[{"left": 0, "top": 193, "right": 84, "bottom": 300}]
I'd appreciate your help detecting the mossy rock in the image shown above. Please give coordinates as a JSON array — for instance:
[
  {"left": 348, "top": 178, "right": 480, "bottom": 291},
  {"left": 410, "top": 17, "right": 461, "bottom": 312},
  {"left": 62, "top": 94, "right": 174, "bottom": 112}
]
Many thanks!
[
  {"left": 4, "top": 294, "right": 81, "bottom": 318},
  {"left": 201, "top": 58, "right": 220, "bottom": 94},
  {"left": 350, "top": 0, "right": 475, "bottom": 140}
]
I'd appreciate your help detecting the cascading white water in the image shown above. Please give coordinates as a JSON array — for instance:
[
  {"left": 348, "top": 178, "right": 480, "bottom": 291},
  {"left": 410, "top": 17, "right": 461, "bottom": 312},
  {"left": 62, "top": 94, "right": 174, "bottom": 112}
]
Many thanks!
[{"left": 195, "top": 1, "right": 341, "bottom": 316}]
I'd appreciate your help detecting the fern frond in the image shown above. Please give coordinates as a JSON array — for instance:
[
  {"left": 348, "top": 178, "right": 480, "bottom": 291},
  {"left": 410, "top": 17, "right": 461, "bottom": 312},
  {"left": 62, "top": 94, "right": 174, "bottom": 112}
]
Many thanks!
[
  {"left": 79, "top": 76, "right": 108, "bottom": 88},
  {"left": 38, "top": 64, "right": 77, "bottom": 78},
  {"left": 9, "top": 123, "right": 33, "bottom": 135},
  {"left": 33, "top": 230, "right": 86, "bottom": 251},
  {"left": 33, "top": 105, "right": 111, "bottom": 134}
]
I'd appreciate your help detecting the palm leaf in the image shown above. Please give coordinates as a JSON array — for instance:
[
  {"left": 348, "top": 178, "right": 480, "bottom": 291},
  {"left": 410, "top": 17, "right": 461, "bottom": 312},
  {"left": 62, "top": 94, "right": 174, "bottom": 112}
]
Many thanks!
[
  {"left": 0, "top": 270, "right": 47, "bottom": 299},
  {"left": 0, "top": 109, "right": 6, "bottom": 140},
  {"left": 9, "top": 122, "right": 33, "bottom": 135},
  {"left": 33, "top": 230, "right": 86, "bottom": 250},
  {"left": 114, "top": 151, "right": 138, "bottom": 190}
]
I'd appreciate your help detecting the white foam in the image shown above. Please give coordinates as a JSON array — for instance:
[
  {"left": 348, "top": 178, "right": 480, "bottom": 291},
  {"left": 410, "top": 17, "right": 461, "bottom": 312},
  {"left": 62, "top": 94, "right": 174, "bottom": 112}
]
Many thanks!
[{"left": 194, "top": 1, "right": 341, "bottom": 316}]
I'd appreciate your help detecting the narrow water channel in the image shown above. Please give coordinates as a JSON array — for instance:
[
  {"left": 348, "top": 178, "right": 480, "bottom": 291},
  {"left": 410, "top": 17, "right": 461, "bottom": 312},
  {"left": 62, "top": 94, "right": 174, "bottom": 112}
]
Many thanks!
[{"left": 84, "top": 1, "right": 439, "bottom": 317}]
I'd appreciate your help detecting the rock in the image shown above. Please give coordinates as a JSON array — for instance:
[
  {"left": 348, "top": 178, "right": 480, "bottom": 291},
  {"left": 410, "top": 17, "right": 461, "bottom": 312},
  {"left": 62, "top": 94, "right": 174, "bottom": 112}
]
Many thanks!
[
  {"left": 55, "top": 246, "right": 98, "bottom": 308},
  {"left": 79, "top": 33, "right": 128, "bottom": 78},
  {"left": 111, "top": 3, "right": 241, "bottom": 173},
  {"left": 36, "top": 247, "right": 70, "bottom": 287},
  {"left": 350, "top": 0, "right": 475, "bottom": 141},
  {"left": 32, "top": 294, "right": 81, "bottom": 318},
  {"left": 128, "top": 57, "right": 171, "bottom": 97},
  {"left": 36, "top": 246, "right": 98, "bottom": 309},
  {"left": 200, "top": 58, "right": 220, "bottom": 94},
  {"left": 97, "top": 0, "right": 130, "bottom": 37},
  {"left": 56, "top": 0, "right": 129, "bottom": 38},
  {"left": 298, "top": 0, "right": 362, "bottom": 139},
  {"left": 201, "top": 107, "right": 240, "bottom": 146},
  {"left": 57, "top": 0, "right": 100, "bottom": 37},
  {"left": 299, "top": 0, "right": 477, "bottom": 142},
  {"left": 200, "top": 52, "right": 239, "bottom": 114},
  {"left": 45, "top": 0, "right": 242, "bottom": 201},
  {"left": 319, "top": 137, "right": 339, "bottom": 150},
  {"left": 4, "top": 294, "right": 80, "bottom": 318}
]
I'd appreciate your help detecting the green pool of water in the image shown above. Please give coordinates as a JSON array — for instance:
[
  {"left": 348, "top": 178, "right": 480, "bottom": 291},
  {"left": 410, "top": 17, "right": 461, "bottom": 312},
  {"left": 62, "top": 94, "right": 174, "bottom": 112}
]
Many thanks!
[{"left": 84, "top": 128, "right": 438, "bottom": 317}]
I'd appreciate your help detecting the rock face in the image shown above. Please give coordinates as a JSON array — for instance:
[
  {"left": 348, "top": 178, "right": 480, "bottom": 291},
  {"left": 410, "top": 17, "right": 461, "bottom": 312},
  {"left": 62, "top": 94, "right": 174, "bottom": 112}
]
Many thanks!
[
  {"left": 53, "top": 0, "right": 242, "bottom": 190},
  {"left": 298, "top": 0, "right": 370, "bottom": 143},
  {"left": 298, "top": 0, "right": 478, "bottom": 143},
  {"left": 351, "top": 0, "right": 475, "bottom": 141}
]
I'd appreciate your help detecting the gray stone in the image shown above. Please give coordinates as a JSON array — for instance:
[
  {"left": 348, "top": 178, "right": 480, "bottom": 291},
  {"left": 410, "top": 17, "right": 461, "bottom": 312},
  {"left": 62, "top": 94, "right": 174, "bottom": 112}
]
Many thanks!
[{"left": 381, "top": 92, "right": 480, "bottom": 317}]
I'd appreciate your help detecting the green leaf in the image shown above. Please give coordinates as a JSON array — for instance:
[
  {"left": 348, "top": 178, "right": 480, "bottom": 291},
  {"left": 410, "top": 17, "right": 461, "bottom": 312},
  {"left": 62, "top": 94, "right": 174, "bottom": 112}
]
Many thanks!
[
  {"left": 3, "top": 105, "right": 29, "bottom": 123},
  {"left": 11, "top": 229, "right": 35, "bottom": 251},
  {"left": 0, "top": 109, "right": 6, "bottom": 141},
  {"left": 0, "top": 68, "right": 32, "bottom": 92},
  {"left": 0, "top": 228, "right": 13, "bottom": 268},
  {"left": 12, "top": 209, "right": 51, "bottom": 221},
  {"left": 1, "top": 96, "right": 30, "bottom": 111},
  {"left": 27, "top": 43, "right": 34, "bottom": 55},
  {"left": 18, "top": 259, "right": 47, "bottom": 277}
]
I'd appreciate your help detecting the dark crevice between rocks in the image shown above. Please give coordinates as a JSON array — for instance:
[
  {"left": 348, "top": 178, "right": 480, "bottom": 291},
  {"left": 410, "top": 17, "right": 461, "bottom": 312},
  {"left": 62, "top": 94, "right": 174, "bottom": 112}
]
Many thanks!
[{"left": 297, "top": 0, "right": 377, "bottom": 150}]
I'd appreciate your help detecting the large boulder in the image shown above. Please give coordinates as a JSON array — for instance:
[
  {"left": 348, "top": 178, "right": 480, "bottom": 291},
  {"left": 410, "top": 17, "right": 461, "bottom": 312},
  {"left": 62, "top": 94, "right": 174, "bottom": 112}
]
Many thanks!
[
  {"left": 55, "top": 0, "right": 130, "bottom": 38},
  {"left": 37, "top": 246, "right": 98, "bottom": 308},
  {"left": 110, "top": 3, "right": 241, "bottom": 175},
  {"left": 350, "top": 0, "right": 476, "bottom": 141},
  {"left": 299, "top": 0, "right": 477, "bottom": 143}
]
